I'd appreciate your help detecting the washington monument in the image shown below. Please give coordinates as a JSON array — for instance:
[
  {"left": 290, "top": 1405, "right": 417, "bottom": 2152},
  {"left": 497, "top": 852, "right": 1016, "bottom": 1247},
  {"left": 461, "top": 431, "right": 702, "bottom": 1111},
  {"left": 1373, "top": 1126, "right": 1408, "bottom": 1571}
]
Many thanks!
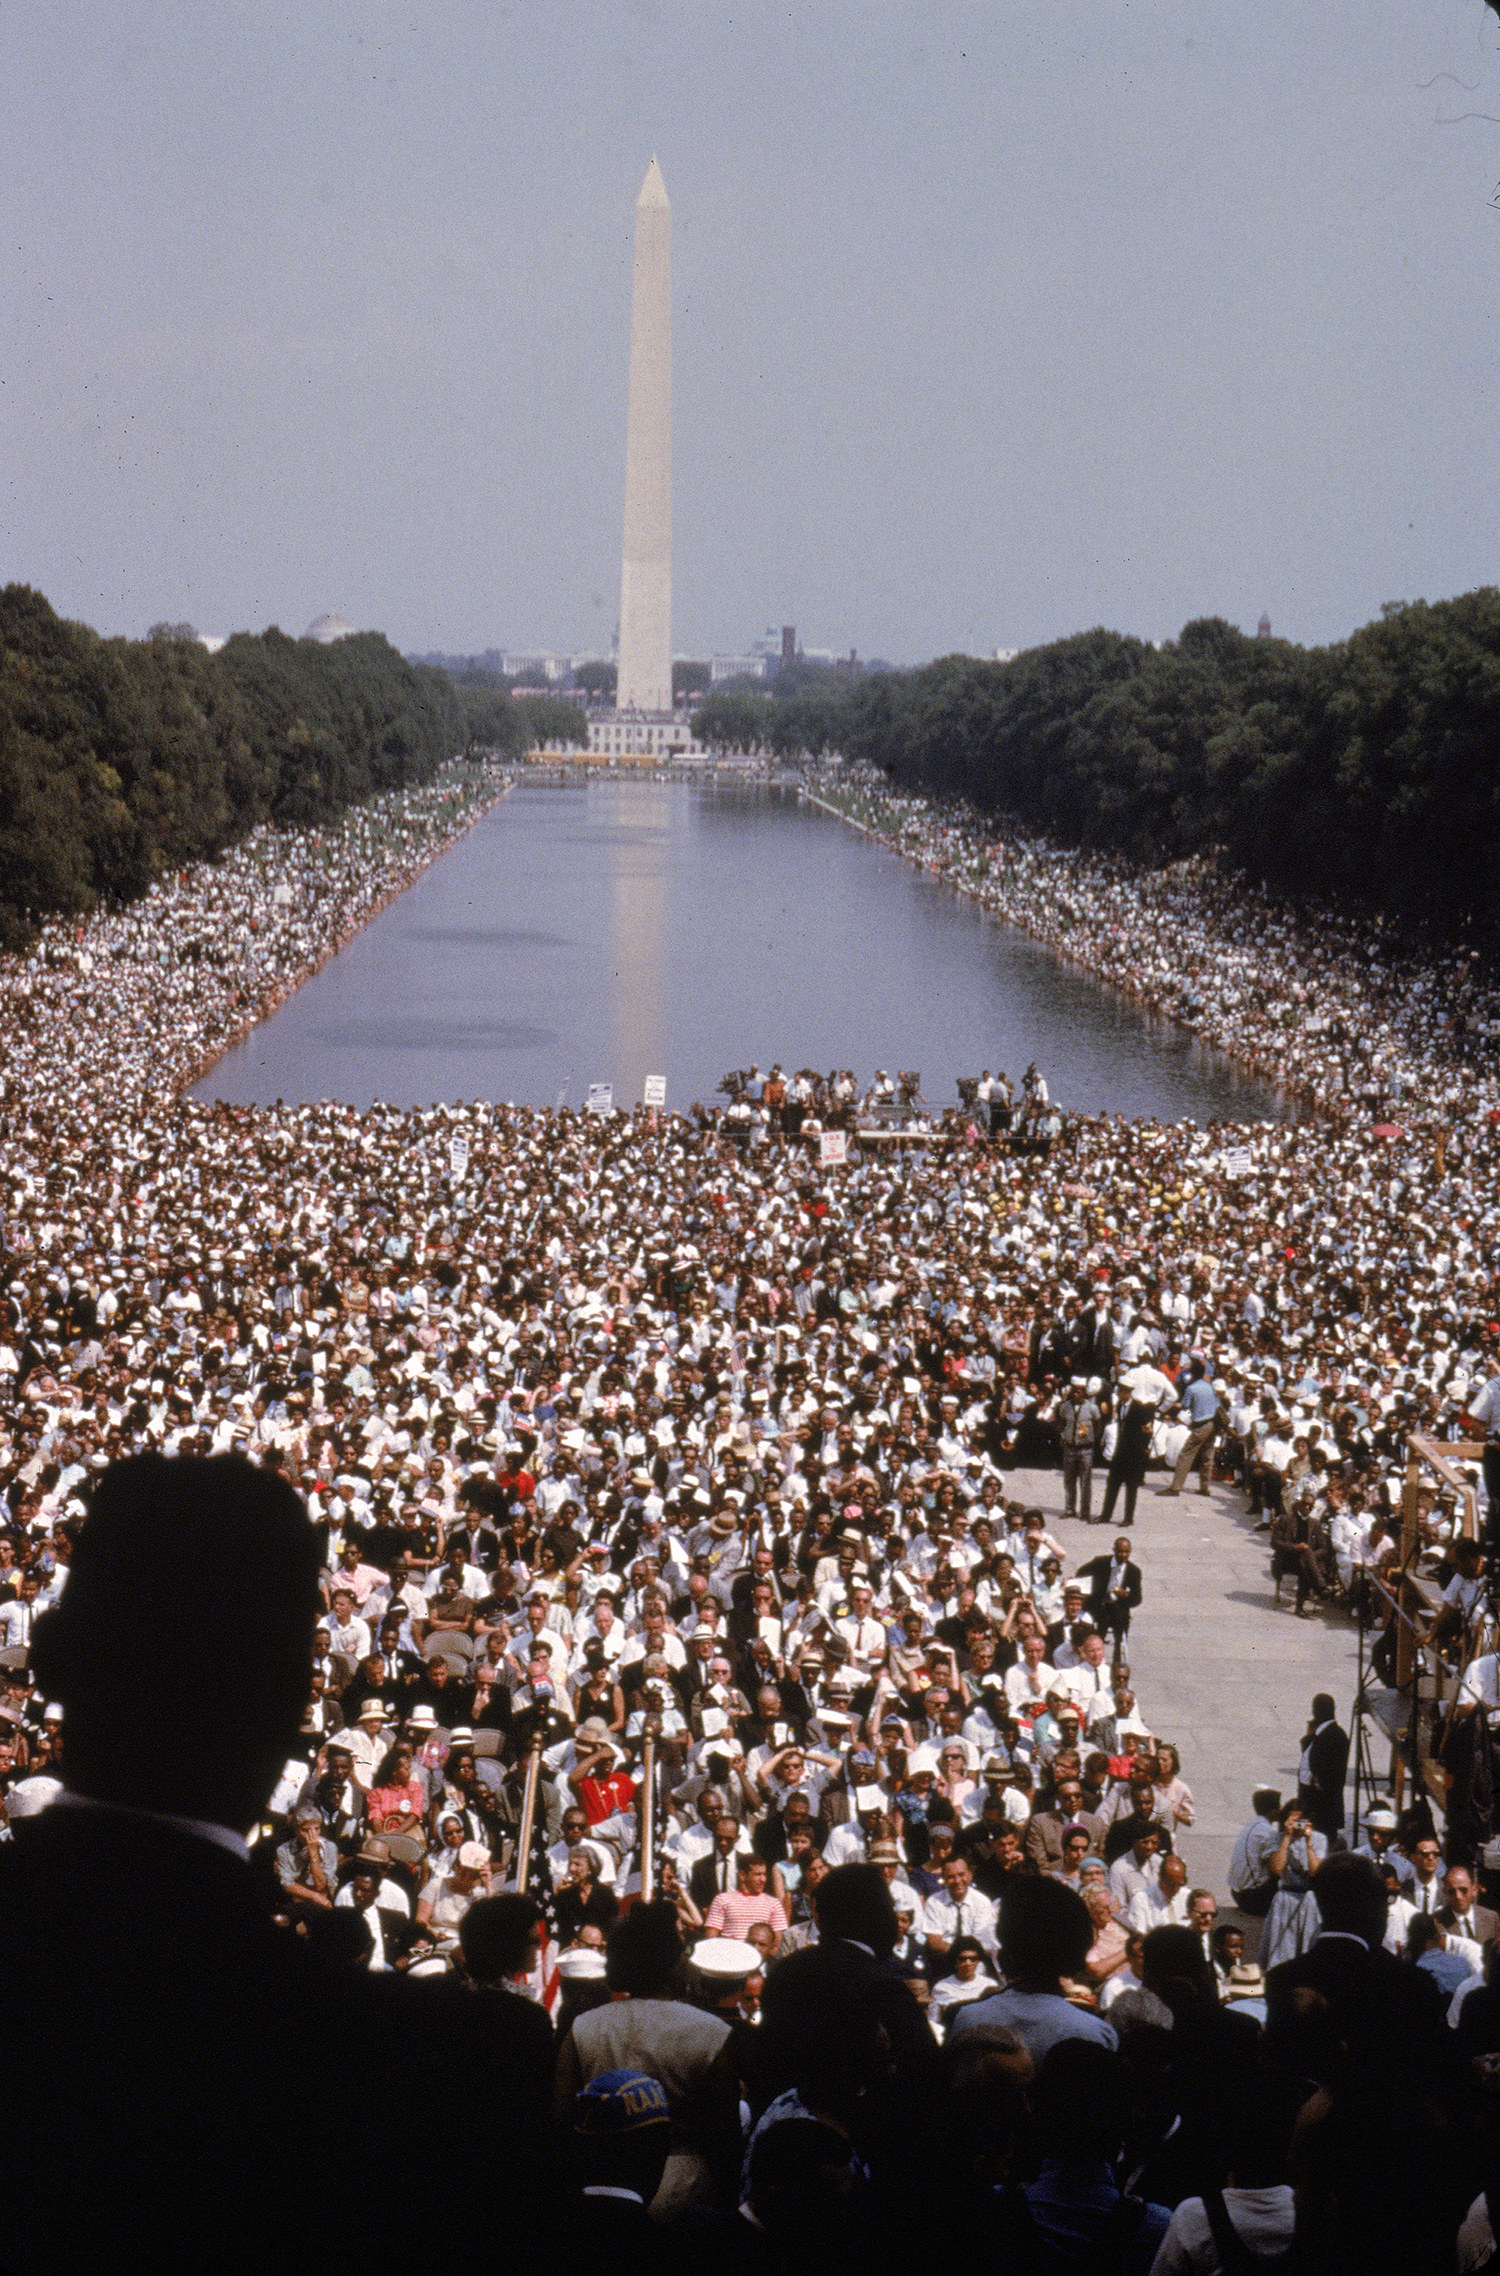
[{"left": 616, "top": 157, "right": 672, "bottom": 716}]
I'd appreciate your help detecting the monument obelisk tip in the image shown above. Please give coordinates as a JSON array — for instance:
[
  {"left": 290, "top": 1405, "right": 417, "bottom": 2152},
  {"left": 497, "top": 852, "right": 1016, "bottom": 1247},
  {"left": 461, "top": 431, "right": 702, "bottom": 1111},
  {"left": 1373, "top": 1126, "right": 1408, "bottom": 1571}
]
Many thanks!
[{"left": 638, "top": 156, "right": 668, "bottom": 209}]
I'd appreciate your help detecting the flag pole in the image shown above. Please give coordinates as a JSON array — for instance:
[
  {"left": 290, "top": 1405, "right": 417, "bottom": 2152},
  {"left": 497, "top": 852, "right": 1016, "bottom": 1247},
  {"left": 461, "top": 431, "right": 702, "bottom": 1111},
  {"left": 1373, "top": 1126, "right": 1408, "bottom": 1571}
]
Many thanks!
[
  {"left": 640, "top": 1730, "right": 657, "bottom": 1899},
  {"left": 515, "top": 1730, "right": 544, "bottom": 1893}
]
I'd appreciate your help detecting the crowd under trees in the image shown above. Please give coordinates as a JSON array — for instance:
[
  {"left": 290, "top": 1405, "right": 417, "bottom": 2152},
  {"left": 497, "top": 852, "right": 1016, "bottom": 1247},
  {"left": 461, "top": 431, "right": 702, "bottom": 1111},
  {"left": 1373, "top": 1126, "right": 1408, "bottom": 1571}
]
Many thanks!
[
  {"left": 0, "top": 588, "right": 584, "bottom": 948},
  {"left": 695, "top": 589, "right": 1500, "bottom": 941},
  {"left": 4, "top": 581, "right": 1499, "bottom": 948}
]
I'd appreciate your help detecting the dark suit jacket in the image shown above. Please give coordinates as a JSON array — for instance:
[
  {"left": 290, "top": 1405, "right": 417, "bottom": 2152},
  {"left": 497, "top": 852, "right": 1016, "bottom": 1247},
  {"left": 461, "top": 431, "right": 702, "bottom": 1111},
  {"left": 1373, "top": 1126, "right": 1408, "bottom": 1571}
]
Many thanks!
[
  {"left": 690, "top": 1850, "right": 742, "bottom": 1910},
  {"left": 1298, "top": 1719, "right": 1350, "bottom": 1835},
  {"left": 0, "top": 1805, "right": 557, "bottom": 2274},
  {"left": 750, "top": 1938, "right": 943, "bottom": 2253},
  {"left": 1071, "top": 1313, "right": 1116, "bottom": 1379},
  {"left": 575, "top": 2191, "right": 677, "bottom": 2276},
  {"left": 369, "top": 1900, "right": 425, "bottom": 1965},
  {"left": 1074, "top": 1554, "right": 1142, "bottom": 1621},
  {"left": 553, "top": 1879, "right": 620, "bottom": 1944},
  {"left": 1266, "top": 1930, "right": 1446, "bottom": 2080},
  {"left": 757, "top": 1938, "right": 940, "bottom": 2098}
]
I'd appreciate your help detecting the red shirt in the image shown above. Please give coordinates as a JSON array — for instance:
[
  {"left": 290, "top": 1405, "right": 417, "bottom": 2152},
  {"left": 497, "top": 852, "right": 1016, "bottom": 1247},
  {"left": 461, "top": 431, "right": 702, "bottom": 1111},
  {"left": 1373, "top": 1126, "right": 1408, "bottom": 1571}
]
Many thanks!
[
  {"left": 577, "top": 1770, "right": 636, "bottom": 1826},
  {"left": 368, "top": 1778, "right": 425, "bottom": 1824}
]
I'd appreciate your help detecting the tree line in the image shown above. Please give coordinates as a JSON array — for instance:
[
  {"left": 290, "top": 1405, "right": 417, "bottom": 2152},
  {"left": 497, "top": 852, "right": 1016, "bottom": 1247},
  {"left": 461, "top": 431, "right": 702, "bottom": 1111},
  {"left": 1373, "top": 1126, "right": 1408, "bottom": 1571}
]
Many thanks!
[
  {"left": 0, "top": 588, "right": 584, "bottom": 947},
  {"left": 7, "top": 581, "right": 1497, "bottom": 946},
  {"left": 444, "top": 674, "right": 587, "bottom": 761},
  {"left": 694, "top": 592, "right": 1500, "bottom": 937}
]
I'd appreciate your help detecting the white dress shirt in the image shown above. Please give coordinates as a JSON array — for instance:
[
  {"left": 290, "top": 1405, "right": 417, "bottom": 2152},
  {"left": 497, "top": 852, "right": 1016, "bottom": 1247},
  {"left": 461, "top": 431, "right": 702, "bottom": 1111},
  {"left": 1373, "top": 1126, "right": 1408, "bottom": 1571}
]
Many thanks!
[
  {"left": 1003, "top": 1659, "right": 1057, "bottom": 1714},
  {"left": 921, "top": 1885, "right": 999, "bottom": 1957},
  {"left": 1124, "top": 1882, "right": 1192, "bottom": 1933}
]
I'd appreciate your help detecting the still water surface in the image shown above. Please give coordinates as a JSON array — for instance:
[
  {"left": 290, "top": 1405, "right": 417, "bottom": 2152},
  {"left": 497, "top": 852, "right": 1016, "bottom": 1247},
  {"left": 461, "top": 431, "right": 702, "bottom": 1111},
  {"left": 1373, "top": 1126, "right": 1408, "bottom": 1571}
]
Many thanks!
[{"left": 197, "top": 781, "right": 1292, "bottom": 1123}]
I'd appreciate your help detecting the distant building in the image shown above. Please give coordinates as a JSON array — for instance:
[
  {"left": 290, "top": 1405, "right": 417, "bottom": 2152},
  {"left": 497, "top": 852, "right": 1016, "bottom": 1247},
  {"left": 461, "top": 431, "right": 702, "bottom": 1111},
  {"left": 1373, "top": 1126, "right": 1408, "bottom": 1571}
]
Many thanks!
[
  {"left": 710, "top": 655, "right": 768, "bottom": 682},
  {"left": 781, "top": 625, "right": 797, "bottom": 667},
  {"left": 1257, "top": 613, "right": 1272, "bottom": 638},
  {"left": 578, "top": 715, "right": 706, "bottom": 760},
  {"left": 304, "top": 614, "right": 355, "bottom": 643}
]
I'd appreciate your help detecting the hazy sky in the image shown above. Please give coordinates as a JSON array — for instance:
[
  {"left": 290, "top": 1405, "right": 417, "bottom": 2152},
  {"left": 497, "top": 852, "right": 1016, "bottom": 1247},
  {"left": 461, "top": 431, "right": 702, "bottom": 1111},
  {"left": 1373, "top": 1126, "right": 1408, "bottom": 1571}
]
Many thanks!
[{"left": 3, "top": 2, "right": 1498, "bottom": 664}]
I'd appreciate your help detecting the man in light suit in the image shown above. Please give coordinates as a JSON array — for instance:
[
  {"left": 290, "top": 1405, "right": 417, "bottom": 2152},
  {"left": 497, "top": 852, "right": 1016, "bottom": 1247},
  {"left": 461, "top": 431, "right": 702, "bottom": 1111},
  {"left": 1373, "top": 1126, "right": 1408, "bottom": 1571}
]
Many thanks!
[{"left": 1436, "top": 1860, "right": 1500, "bottom": 1947}]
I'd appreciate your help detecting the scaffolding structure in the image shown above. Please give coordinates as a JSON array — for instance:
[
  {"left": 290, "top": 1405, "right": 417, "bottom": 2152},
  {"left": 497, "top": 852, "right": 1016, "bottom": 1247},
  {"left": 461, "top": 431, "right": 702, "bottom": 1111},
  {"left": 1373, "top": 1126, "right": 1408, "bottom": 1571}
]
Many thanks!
[{"left": 1352, "top": 1434, "right": 1485, "bottom": 1844}]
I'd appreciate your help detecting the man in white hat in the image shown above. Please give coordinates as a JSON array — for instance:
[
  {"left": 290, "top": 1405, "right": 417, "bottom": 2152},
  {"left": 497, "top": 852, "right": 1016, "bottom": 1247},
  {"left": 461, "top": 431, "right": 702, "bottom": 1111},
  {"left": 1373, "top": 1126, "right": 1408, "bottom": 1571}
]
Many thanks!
[
  {"left": 687, "top": 1935, "right": 762, "bottom": 2027},
  {"left": 342, "top": 1700, "right": 392, "bottom": 1788},
  {"left": 1354, "top": 1803, "right": 1414, "bottom": 1890}
]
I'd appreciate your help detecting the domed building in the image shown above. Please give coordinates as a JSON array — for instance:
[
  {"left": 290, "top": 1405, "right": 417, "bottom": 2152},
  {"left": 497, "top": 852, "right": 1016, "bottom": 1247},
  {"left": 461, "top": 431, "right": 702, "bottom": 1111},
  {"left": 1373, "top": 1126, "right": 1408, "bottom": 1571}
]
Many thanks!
[{"left": 303, "top": 613, "right": 355, "bottom": 644}]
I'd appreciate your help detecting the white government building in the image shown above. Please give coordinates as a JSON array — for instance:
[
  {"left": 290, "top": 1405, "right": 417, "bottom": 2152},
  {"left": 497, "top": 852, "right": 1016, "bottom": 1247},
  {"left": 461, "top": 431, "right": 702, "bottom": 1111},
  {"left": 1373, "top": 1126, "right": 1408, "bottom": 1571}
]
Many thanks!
[{"left": 583, "top": 711, "right": 705, "bottom": 760}]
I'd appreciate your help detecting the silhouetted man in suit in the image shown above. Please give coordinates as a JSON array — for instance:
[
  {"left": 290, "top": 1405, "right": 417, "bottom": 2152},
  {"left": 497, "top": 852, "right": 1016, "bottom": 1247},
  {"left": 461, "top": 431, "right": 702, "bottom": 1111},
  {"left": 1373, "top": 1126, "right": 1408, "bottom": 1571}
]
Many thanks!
[
  {"left": 8, "top": 1452, "right": 555, "bottom": 2276},
  {"left": 753, "top": 1865, "right": 941, "bottom": 2251},
  {"left": 1265, "top": 1851, "right": 1445, "bottom": 2085},
  {"left": 1297, "top": 1691, "right": 1350, "bottom": 1837}
]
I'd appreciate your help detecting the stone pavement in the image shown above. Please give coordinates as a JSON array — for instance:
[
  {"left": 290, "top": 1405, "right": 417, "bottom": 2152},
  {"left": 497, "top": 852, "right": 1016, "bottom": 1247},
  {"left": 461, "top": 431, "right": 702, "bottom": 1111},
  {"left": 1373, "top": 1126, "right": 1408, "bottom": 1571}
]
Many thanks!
[{"left": 1006, "top": 1460, "right": 1366, "bottom": 1898}]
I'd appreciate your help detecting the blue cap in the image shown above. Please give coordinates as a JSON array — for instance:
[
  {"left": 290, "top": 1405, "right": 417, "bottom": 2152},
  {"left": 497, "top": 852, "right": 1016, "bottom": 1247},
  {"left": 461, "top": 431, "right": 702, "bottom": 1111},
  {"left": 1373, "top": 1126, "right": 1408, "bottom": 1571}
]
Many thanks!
[{"left": 572, "top": 2068, "right": 671, "bottom": 2137}]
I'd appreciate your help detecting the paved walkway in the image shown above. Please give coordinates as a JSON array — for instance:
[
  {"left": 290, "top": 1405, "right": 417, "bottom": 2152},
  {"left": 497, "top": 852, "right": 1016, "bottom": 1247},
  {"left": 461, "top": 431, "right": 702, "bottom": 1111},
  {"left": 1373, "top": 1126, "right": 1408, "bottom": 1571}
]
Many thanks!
[{"left": 1007, "top": 1461, "right": 1364, "bottom": 1898}]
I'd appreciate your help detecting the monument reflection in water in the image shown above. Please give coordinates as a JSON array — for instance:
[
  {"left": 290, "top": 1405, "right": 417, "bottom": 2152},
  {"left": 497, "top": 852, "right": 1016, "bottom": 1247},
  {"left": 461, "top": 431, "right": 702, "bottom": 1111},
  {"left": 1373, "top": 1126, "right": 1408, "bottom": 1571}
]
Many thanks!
[{"left": 196, "top": 779, "right": 1296, "bottom": 1124}]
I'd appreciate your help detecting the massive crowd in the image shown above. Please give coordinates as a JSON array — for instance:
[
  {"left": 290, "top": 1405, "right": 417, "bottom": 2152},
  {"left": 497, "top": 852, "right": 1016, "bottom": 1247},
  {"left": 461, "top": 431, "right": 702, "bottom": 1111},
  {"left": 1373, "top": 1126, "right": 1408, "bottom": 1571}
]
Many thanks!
[
  {"left": 810, "top": 771, "right": 1498, "bottom": 1124},
  {"left": 3, "top": 763, "right": 1500, "bottom": 2266}
]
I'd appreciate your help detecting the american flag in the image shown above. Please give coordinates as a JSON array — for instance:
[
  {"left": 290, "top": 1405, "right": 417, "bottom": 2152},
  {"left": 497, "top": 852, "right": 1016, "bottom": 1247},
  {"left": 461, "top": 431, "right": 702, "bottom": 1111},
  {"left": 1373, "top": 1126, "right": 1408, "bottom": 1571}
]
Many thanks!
[{"left": 521, "top": 1795, "right": 563, "bottom": 2016}]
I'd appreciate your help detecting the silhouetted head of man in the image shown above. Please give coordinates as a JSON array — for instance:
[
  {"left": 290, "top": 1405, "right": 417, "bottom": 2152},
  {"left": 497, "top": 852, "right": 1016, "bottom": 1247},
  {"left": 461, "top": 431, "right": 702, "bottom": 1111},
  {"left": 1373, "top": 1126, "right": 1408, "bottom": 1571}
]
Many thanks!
[
  {"left": 31, "top": 1453, "right": 320, "bottom": 1834},
  {"left": 1308, "top": 1851, "right": 1387, "bottom": 1949},
  {"left": 813, "top": 1862, "right": 900, "bottom": 1957}
]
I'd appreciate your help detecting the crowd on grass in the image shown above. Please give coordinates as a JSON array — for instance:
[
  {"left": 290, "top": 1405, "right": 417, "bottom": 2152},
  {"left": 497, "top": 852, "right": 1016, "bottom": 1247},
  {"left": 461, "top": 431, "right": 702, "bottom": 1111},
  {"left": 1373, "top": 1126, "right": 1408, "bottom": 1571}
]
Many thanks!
[{"left": 3, "top": 766, "right": 1500, "bottom": 2263}]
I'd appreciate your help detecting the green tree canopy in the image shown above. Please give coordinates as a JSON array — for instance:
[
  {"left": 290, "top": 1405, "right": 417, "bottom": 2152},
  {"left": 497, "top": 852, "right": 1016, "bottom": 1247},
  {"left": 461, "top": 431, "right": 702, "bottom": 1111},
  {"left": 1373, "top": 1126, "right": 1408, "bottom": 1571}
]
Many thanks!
[
  {"left": 694, "top": 687, "right": 774, "bottom": 752},
  {"left": 513, "top": 695, "right": 589, "bottom": 749},
  {"left": 0, "top": 587, "right": 465, "bottom": 945}
]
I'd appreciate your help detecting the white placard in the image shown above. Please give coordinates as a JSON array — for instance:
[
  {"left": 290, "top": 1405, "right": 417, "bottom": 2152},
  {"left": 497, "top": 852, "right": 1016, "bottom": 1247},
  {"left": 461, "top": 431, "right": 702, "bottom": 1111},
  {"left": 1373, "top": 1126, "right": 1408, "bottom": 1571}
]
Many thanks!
[
  {"left": 586, "top": 1083, "right": 613, "bottom": 1115},
  {"left": 643, "top": 1074, "right": 667, "bottom": 1107},
  {"left": 820, "top": 1130, "right": 848, "bottom": 1166},
  {"left": 1223, "top": 1146, "right": 1254, "bottom": 1179},
  {"left": 449, "top": 1132, "right": 470, "bottom": 1183}
]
